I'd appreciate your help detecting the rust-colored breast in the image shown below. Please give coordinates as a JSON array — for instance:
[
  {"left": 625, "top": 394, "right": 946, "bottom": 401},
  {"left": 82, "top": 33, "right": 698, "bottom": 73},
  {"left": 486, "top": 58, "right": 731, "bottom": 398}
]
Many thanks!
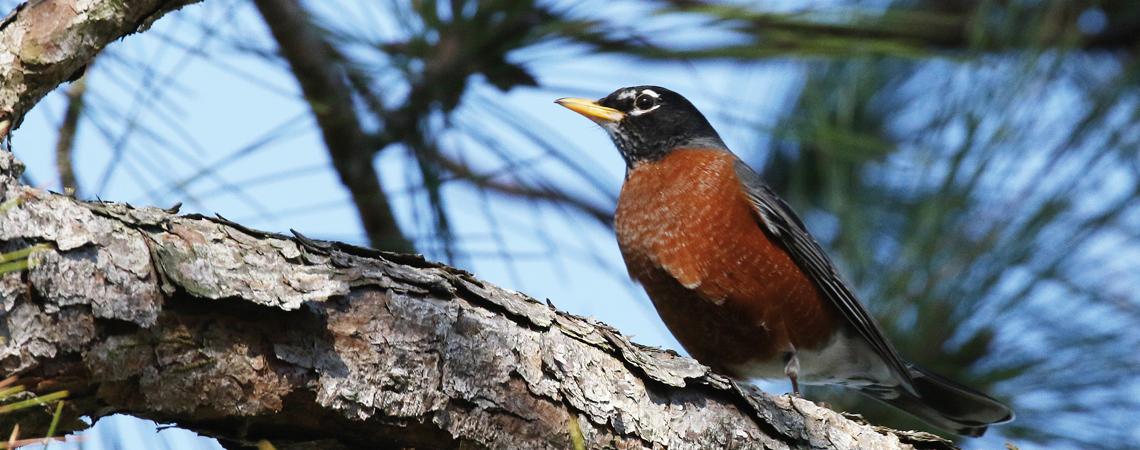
[{"left": 615, "top": 148, "right": 838, "bottom": 375}]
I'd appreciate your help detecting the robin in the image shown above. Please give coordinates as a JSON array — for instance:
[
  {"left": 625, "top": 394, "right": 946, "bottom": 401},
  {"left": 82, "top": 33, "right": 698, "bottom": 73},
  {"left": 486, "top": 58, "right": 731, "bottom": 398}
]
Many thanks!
[{"left": 556, "top": 86, "right": 1013, "bottom": 437}]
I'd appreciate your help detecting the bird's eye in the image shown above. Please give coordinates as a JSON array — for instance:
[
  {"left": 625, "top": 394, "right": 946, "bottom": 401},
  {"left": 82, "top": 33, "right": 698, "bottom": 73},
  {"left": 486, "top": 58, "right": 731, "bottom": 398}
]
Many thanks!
[{"left": 635, "top": 94, "right": 655, "bottom": 110}]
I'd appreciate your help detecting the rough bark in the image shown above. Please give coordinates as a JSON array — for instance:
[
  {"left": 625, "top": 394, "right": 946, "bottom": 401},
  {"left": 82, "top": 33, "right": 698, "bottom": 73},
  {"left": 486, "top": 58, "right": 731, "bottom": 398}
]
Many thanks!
[
  {"left": 0, "top": 2, "right": 957, "bottom": 447},
  {"left": 0, "top": 152, "right": 954, "bottom": 449},
  {"left": 0, "top": 0, "right": 201, "bottom": 136}
]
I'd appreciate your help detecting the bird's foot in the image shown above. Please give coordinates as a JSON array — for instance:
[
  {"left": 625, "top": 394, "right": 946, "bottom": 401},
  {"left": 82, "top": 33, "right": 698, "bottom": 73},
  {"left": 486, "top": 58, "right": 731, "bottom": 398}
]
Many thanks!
[{"left": 783, "top": 351, "right": 801, "bottom": 396}]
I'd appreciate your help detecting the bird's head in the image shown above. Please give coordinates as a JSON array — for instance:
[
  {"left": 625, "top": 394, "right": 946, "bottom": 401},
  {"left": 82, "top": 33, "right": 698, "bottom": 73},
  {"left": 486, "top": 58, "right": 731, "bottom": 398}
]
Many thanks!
[{"left": 557, "top": 86, "right": 726, "bottom": 167}]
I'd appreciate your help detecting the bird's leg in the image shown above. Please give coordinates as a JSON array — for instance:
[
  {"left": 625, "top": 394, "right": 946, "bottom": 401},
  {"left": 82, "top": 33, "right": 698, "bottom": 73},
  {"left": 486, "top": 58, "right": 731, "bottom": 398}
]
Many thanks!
[{"left": 783, "top": 350, "right": 801, "bottom": 396}]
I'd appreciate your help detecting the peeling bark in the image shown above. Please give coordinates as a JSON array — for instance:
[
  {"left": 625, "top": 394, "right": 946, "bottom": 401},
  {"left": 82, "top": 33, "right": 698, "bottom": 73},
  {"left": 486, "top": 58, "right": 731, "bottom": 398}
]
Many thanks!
[
  {"left": 0, "top": 152, "right": 955, "bottom": 449},
  {"left": 0, "top": 0, "right": 202, "bottom": 135}
]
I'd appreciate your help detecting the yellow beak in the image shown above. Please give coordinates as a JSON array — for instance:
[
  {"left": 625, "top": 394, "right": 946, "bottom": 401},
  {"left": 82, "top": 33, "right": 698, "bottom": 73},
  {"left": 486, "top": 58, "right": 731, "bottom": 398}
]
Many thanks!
[{"left": 555, "top": 97, "right": 625, "bottom": 124}]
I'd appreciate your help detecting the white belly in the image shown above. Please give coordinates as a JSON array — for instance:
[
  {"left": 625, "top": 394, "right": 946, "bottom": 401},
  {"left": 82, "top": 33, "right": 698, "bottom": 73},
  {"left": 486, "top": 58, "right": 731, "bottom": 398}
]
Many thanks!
[{"left": 730, "top": 331, "right": 898, "bottom": 388}]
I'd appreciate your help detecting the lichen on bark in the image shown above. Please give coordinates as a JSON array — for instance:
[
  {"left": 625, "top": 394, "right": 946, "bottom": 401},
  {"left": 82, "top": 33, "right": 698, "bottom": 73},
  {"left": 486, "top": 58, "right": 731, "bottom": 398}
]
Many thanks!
[
  {"left": 0, "top": 150, "right": 953, "bottom": 449},
  {"left": 0, "top": 0, "right": 202, "bottom": 134}
]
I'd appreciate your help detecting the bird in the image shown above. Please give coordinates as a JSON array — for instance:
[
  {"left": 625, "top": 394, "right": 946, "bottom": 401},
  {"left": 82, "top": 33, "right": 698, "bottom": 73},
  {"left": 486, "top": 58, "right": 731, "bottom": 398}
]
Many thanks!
[{"left": 556, "top": 86, "right": 1013, "bottom": 437}]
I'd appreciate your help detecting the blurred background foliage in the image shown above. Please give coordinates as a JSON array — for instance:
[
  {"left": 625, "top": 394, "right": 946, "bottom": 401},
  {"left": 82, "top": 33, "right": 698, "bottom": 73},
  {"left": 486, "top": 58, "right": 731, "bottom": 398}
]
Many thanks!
[{"left": 2, "top": 0, "right": 1139, "bottom": 449}]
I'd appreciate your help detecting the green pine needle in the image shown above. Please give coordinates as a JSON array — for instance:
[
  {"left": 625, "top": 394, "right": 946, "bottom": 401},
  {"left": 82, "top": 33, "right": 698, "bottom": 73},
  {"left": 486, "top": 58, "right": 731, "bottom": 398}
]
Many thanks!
[{"left": 0, "top": 391, "right": 69, "bottom": 415}]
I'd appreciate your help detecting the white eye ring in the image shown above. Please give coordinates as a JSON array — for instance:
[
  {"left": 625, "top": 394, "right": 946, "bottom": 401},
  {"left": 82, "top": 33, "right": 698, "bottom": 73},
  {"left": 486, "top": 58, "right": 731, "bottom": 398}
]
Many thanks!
[
  {"left": 630, "top": 92, "right": 661, "bottom": 116},
  {"left": 635, "top": 94, "right": 654, "bottom": 110}
]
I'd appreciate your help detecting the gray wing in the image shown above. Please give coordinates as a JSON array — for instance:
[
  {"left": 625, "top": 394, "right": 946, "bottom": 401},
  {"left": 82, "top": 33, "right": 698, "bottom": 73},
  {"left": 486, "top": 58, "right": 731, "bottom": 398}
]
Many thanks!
[{"left": 733, "top": 159, "right": 915, "bottom": 390}]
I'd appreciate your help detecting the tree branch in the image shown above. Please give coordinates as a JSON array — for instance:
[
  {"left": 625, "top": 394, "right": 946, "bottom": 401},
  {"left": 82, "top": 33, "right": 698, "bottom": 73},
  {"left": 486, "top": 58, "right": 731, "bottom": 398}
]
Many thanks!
[
  {"left": 252, "top": 0, "right": 412, "bottom": 253},
  {"left": 53, "top": 72, "right": 86, "bottom": 197},
  {"left": 0, "top": 2, "right": 962, "bottom": 447},
  {"left": 0, "top": 0, "right": 202, "bottom": 136},
  {"left": 0, "top": 151, "right": 953, "bottom": 449},
  {"left": 432, "top": 152, "right": 615, "bottom": 226}
]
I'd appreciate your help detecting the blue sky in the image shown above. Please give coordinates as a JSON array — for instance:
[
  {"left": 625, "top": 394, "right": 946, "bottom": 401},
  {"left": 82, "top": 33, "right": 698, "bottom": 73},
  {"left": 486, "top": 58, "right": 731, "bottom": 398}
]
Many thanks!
[
  {"left": 9, "top": 1, "right": 1137, "bottom": 449},
  {"left": 11, "top": 0, "right": 800, "bottom": 354},
  {"left": 8, "top": 2, "right": 801, "bottom": 448}
]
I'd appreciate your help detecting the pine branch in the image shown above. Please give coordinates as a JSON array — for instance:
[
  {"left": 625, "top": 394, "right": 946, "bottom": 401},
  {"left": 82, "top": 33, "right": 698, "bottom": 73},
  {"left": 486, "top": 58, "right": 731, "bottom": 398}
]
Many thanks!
[
  {"left": 253, "top": 0, "right": 413, "bottom": 253},
  {"left": 0, "top": 0, "right": 202, "bottom": 136},
  {"left": 0, "top": 150, "right": 952, "bottom": 450}
]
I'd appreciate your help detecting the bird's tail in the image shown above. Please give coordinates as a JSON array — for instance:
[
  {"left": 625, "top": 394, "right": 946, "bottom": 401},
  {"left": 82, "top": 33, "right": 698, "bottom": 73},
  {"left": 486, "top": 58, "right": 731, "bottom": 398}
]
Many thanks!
[{"left": 859, "top": 364, "right": 1013, "bottom": 437}]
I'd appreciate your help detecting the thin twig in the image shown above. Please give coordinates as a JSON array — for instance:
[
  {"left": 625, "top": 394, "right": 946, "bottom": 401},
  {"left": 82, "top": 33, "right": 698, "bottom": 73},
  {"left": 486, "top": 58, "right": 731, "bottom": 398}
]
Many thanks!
[
  {"left": 54, "top": 73, "right": 87, "bottom": 197},
  {"left": 432, "top": 152, "right": 613, "bottom": 226}
]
